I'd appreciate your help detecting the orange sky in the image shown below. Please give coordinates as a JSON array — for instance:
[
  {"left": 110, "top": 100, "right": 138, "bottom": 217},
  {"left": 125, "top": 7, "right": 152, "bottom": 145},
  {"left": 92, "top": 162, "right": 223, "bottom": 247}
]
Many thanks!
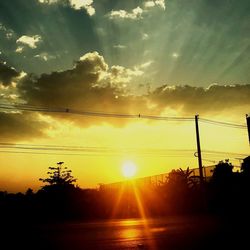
[
  {"left": 0, "top": 112, "right": 249, "bottom": 192},
  {"left": 1, "top": 0, "right": 250, "bottom": 192}
]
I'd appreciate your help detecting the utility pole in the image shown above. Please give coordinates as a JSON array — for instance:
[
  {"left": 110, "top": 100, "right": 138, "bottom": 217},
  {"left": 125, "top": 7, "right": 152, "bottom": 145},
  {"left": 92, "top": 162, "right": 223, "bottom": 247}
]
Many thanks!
[
  {"left": 195, "top": 115, "right": 204, "bottom": 184},
  {"left": 246, "top": 114, "right": 250, "bottom": 145}
]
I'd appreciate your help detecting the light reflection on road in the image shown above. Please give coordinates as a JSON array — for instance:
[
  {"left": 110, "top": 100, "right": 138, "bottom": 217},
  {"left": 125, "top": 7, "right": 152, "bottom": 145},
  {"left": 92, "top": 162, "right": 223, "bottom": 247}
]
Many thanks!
[{"left": 28, "top": 216, "right": 218, "bottom": 249}]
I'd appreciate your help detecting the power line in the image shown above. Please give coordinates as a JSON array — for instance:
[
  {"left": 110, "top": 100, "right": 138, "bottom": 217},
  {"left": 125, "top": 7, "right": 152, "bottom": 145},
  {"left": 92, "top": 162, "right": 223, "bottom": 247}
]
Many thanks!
[
  {"left": 0, "top": 142, "right": 195, "bottom": 152},
  {"left": 0, "top": 143, "right": 197, "bottom": 155},
  {"left": 200, "top": 118, "right": 247, "bottom": 129},
  {"left": 0, "top": 103, "right": 247, "bottom": 129},
  {"left": 202, "top": 149, "right": 248, "bottom": 157},
  {"left": 0, "top": 150, "right": 201, "bottom": 158},
  {"left": 0, "top": 142, "right": 248, "bottom": 158},
  {"left": 0, "top": 150, "right": 247, "bottom": 161},
  {"left": 0, "top": 103, "right": 193, "bottom": 121},
  {"left": 0, "top": 150, "right": 102, "bottom": 157}
]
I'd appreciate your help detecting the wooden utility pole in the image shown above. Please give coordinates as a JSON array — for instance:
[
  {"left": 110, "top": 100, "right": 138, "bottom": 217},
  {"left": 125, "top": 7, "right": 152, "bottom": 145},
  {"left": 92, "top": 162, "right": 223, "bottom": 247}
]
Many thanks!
[{"left": 195, "top": 115, "right": 204, "bottom": 184}]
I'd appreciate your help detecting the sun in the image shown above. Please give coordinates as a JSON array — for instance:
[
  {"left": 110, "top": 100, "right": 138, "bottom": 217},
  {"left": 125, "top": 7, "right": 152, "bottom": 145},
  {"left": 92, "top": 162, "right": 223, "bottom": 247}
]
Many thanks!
[{"left": 122, "top": 161, "right": 137, "bottom": 178}]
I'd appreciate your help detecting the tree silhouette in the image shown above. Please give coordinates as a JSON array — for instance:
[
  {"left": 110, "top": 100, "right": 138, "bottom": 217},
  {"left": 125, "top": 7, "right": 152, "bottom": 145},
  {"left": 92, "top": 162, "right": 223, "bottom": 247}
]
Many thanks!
[
  {"left": 241, "top": 156, "right": 250, "bottom": 177},
  {"left": 39, "top": 162, "right": 76, "bottom": 187},
  {"left": 161, "top": 167, "right": 201, "bottom": 213},
  {"left": 167, "top": 167, "right": 197, "bottom": 188},
  {"left": 209, "top": 159, "right": 234, "bottom": 214},
  {"left": 211, "top": 159, "right": 233, "bottom": 182}
]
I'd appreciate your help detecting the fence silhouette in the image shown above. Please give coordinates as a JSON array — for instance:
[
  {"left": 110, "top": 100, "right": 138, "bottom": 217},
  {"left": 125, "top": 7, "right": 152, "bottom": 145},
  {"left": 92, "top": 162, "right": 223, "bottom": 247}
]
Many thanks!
[{"left": 101, "top": 165, "right": 227, "bottom": 190}]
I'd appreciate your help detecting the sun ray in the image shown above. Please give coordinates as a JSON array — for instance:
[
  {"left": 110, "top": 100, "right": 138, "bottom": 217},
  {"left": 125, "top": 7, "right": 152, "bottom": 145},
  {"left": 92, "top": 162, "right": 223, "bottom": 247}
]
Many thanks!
[
  {"left": 132, "top": 181, "right": 157, "bottom": 250},
  {"left": 110, "top": 182, "right": 126, "bottom": 218}
]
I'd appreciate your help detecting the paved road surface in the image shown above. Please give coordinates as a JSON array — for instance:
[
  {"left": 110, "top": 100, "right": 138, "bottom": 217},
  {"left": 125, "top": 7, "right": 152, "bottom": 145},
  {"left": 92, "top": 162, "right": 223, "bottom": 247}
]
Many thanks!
[{"left": 1, "top": 216, "right": 246, "bottom": 249}]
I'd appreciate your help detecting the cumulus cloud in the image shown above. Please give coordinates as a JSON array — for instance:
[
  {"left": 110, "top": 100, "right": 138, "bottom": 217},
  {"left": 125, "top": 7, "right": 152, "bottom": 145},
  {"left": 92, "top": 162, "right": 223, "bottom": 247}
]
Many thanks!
[
  {"left": 15, "top": 46, "right": 24, "bottom": 53},
  {"left": 0, "top": 62, "right": 20, "bottom": 86},
  {"left": 108, "top": 0, "right": 166, "bottom": 20},
  {"left": 16, "top": 35, "right": 42, "bottom": 49},
  {"left": 1, "top": 51, "right": 250, "bottom": 140},
  {"left": 69, "top": 0, "right": 95, "bottom": 16},
  {"left": 109, "top": 7, "right": 143, "bottom": 20},
  {"left": 144, "top": 0, "right": 166, "bottom": 10},
  {"left": 18, "top": 52, "right": 250, "bottom": 121},
  {"left": 107, "top": 65, "right": 143, "bottom": 86},
  {"left": 38, "top": 0, "right": 95, "bottom": 16},
  {"left": 18, "top": 52, "right": 145, "bottom": 112},
  {"left": 14, "top": 52, "right": 147, "bottom": 129}
]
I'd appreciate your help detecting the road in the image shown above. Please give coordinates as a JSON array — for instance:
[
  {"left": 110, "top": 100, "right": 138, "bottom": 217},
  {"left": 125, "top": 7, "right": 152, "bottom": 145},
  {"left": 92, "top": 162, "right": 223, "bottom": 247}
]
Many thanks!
[{"left": 1, "top": 215, "right": 246, "bottom": 249}]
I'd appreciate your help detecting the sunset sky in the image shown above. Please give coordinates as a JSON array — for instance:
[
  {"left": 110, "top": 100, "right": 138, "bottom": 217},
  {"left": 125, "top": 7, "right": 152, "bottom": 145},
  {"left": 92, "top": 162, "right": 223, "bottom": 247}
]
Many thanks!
[{"left": 0, "top": 0, "right": 250, "bottom": 192}]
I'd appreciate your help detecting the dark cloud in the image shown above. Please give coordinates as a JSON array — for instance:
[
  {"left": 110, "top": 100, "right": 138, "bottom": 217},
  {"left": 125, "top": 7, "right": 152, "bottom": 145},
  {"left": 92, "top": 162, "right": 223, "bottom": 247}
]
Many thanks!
[
  {"left": 0, "top": 62, "right": 20, "bottom": 86},
  {"left": 18, "top": 52, "right": 250, "bottom": 119},
  {"left": 1, "top": 51, "right": 250, "bottom": 140},
  {"left": 0, "top": 112, "right": 48, "bottom": 140},
  {"left": 148, "top": 84, "right": 250, "bottom": 115},
  {"left": 17, "top": 52, "right": 146, "bottom": 127},
  {"left": 19, "top": 52, "right": 108, "bottom": 108}
]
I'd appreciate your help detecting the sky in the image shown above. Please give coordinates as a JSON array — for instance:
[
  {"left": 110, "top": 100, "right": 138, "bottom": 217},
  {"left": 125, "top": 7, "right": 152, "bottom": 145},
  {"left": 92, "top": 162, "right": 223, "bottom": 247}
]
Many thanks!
[{"left": 0, "top": 0, "right": 250, "bottom": 192}]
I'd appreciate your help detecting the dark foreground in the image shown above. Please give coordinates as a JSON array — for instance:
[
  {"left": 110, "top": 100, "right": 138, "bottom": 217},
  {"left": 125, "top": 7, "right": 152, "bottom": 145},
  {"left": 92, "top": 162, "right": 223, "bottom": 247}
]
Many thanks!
[{"left": 1, "top": 215, "right": 248, "bottom": 250}]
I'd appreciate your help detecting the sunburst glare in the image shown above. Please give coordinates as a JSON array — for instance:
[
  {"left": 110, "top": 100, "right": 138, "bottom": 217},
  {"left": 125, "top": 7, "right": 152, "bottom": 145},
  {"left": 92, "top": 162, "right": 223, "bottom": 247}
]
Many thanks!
[{"left": 122, "top": 161, "right": 137, "bottom": 178}]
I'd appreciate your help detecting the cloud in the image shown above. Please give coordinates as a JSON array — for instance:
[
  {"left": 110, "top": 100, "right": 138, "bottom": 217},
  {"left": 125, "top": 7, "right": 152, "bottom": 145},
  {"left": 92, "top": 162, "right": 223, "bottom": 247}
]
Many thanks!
[
  {"left": 34, "top": 52, "right": 56, "bottom": 61},
  {"left": 109, "top": 7, "right": 143, "bottom": 20},
  {"left": 144, "top": 0, "right": 166, "bottom": 10},
  {"left": 113, "top": 44, "right": 127, "bottom": 49},
  {"left": 69, "top": 0, "right": 95, "bottom": 16},
  {"left": 15, "top": 46, "right": 24, "bottom": 53},
  {"left": 16, "top": 35, "right": 42, "bottom": 49},
  {"left": 108, "top": 0, "right": 166, "bottom": 20},
  {"left": 0, "top": 62, "right": 20, "bottom": 86},
  {"left": 12, "top": 52, "right": 250, "bottom": 115},
  {"left": 147, "top": 84, "right": 250, "bottom": 115},
  {"left": 13, "top": 52, "right": 147, "bottom": 128},
  {"left": 38, "top": 0, "right": 57, "bottom": 3},
  {"left": 1, "top": 51, "right": 250, "bottom": 140},
  {"left": 142, "top": 33, "right": 149, "bottom": 40},
  {"left": 0, "top": 76, "right": 23, "bottom": 105},
  {"left": 18, "top": 52, "right": 250, "bottom": 120},
  {"left": 18, "top": 51, "right": 144, "bottom": 109},
  {"left": 139, "top": 60, "right": 154, "bottom": 69},
  {"left": 0, "top": 112, "right": 49, "bottom": 140},
  {"left": 0, "top": 23, "right": 15, "bottom": 40},
  {"left": 0, "top": 65, "right": 49, "bottom": 140},
  {"left": 107, "top": 65, "right": 143, "bottom": 86},
  {"left": 38, "top": 0, "right": 95, "bottom": 16},
  {"left": 172, "top": 52, "right": 179, "bottom": 59}
]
